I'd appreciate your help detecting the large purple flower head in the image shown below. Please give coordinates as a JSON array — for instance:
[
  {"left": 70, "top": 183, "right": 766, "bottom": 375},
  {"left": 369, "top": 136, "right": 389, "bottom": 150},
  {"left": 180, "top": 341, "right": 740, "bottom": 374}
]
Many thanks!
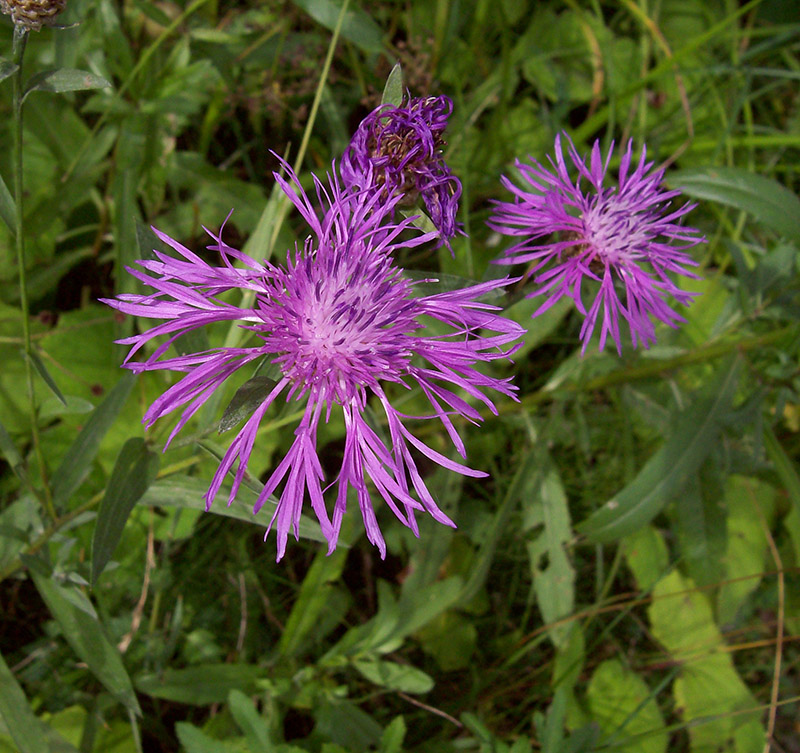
[
  {"left": 102, "top": 165, "right": 522, "bottom": 560},
  {"left": 341, "top": 95, "right": 462, "bottom": 248},
  {"left": 488, "top": 134, "right": 704, "bottom": 354}
]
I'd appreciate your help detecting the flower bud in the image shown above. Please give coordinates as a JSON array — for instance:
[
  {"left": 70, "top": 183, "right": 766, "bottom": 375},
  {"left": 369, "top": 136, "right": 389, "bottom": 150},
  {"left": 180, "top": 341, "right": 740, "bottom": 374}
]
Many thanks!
[{"left": 0, "top": 0, "right": 66, "bottom": 30}]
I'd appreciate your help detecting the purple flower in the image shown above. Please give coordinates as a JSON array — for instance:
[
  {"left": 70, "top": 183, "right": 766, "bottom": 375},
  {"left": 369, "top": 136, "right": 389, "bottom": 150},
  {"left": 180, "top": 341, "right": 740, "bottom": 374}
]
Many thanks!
[
  {"left": 102, "top": 165, "right": 522, "bottom": 560},
  {"left": 341, "top": 95, "right": 462, "bottom": 248},
  {"left": 488, "top": 134, "right": 704, "bottom": 353}
]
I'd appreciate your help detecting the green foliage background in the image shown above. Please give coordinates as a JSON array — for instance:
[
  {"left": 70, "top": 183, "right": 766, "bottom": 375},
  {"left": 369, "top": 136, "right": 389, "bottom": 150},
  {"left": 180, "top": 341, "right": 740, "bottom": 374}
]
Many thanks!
[{"left": 0, "top": 0, "right": 798, "bottom": 751}]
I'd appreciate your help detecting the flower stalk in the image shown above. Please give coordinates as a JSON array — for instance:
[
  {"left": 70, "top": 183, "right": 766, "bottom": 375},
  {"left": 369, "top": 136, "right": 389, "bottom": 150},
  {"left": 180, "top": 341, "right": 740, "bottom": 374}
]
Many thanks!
[{"left": 11, "top": 25, "right": 56, "bottom": 520}]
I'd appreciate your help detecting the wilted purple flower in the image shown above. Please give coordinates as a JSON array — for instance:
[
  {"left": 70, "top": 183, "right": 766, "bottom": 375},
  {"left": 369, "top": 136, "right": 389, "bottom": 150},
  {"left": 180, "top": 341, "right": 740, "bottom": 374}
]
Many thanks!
[
  {"left": 489, "top": 134, "right": 704, "bottom": 353},
  {"left": 341, "top": 95, "right": 462, "bottom": 248},
  {"left": 102, "top": 165, "right": 522, "bottom": 560}
]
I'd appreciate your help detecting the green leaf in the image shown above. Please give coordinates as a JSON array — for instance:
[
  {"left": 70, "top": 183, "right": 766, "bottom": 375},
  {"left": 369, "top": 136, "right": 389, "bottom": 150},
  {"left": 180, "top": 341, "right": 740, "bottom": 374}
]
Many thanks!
[
  {"left": 51, "top": 373, "right": 136, "bottom": 508},
  {"left": 0, "top": 58, "right": 18, "bottom": 83},
  {"left": 228, "top": 689, "right": 274, "bottom": 751},
  {"left": 577, "top": 358, "right": 741, "bottom": 543},
  {"left": 218, "top": 376, "right": 278, "bottom": 434},
  {"left": 23, "top": 69, "right": 112, "bottom": 101},
  {"left": 138, "top": 474, "right": 329, "bottom": 545},
  {"left": 136, "top": 665, "right": 261, "bottom": 705},
  {"left": 91, "top": 438, "right": 160, "bottom": 586},
  {"left": 671, "top": 167, "right": 800, "bottom": 246},
  {"left": 380, "top": 63, "right": 403, "bottom": 107},
  {"left": 353, "top": 659, "right": 434, "bottom": 694},
  {"left": 25, "top": 350, "right": 66, "bottom": 406},
  {"left": 672, "top": 471, "right": 727, "bottom": 588},
  {"left": 291, "top": 0, "right": 384, "bottom": 54},
  {"left": 526, "top": 457, "right": 575, "bottom": 648},
  {"left": 379, "top": 717, "right": 406, "bottom": 753},
  {"left": 0, "top": 649, "right": 49, "bottom": 753},
  {"left": 29, "top": 571, "right": 140, "bottom": 714},
  {"left": 0, "top": 171, "right": 14, "bottom": 233},
  {"left": 764, "top": 423, "right": 800, "bottom": 516},
  {"left": 716, "top": 476, "right": 777, "bottom": 624},
  {"left": 174, "top": 723, "right": 229, "bottom": 753},
  {"left": 585, "top": 659, "right": 667, "bottom": 753},
  {"left": 279, "top": 545, "right": 348, "bottom": 657},
  {"left": 0, "top": 419, "right": 23, "bottom": 477}
]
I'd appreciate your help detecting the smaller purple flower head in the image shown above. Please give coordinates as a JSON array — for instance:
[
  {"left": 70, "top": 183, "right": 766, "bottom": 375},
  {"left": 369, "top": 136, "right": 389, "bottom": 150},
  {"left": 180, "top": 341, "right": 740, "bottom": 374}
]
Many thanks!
[
  {"left": 341, "top": 94, "right": 463, "bottom": 249},
  {"left": 488, "top": 134, "right": 704, "bottom": 354},
  {"left": 102, "top": 162, "right": 522, "bottom": 560}
]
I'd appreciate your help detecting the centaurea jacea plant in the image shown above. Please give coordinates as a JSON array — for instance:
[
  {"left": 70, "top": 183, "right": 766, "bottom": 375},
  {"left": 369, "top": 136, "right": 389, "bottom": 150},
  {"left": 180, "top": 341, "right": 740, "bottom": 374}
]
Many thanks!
[
  {"left": 489, "top": 134, "right": 704, "bottom": 353},
  {"left": 103, "top": 166, "right": 523, "bottom": 559},
  {"left": 341, "top": 94, "right": 462, "bottom": 248}
]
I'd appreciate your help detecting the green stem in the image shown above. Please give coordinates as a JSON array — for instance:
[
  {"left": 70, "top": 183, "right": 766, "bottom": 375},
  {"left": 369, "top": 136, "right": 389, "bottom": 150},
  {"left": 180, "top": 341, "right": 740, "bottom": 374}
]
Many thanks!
[{"left": 12, "top": 26, "right": 56, "bottom": 522}]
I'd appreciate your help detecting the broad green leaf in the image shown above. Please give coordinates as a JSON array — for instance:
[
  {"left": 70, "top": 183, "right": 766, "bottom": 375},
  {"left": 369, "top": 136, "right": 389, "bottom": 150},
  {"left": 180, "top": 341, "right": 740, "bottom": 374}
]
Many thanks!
[
  {"left": 23, "top": 69, "right": 112, "bottom": 101},
  {"left": 136, "top": 665, "right": 261, "bottom": 705},
  {"left": 0, "top": 171, "right": 14, "bottom": 233},
  {"left": 0, "top": 58, "right": 18, "bottom": 83},
  {"left": 29, "top": 572, "right": 140, "bottom": 714},
  {"left": 585, "top": 659, "right": 667, "bottom": 753},
  {"left": 717, "top": 476, "right": 777, "bottom": 624},
  {"left": 577, "top": 358, "right": 741, "bottom": 542},
  {"left": 379, "top": 717, "right": 406, "bottom": 753},
  {"left": 415, "top": 610, "right": 477, "bottom": 671},
  {"left": 279, "top": 545, "right": 348, "bottom": 657},
  {"left": 671, "top": 167, "right": 800, "bottom": 246},
  {"left": 353, "top": 659, "right": 434, "bottom": 694},
  {"left": 228, "top": 689, "right": 274, "bottom": 751},
  {"left": 314, "top": 698, "right": 382, "bottom": 751},
  {"left": 137, "top": 474, "right": 328, "bottom": 545},
  {"left": 174, "top": 723, "right": 229, "bottom": 753},
  {"left": 25, "top": 350, "right": 66, "bottom": 406},
  {"left": 91, "top": 438, "right": 160, "bottom": 586},
  {"left": 673, "top": 655, "right": 763, "bottom": 753},
  {"left": 0, "top": 650, "right": 48, "bottom": 753},
  {"left": 380, "top": 63, "right": 404, "bottom": 107},
  {"left": 51, "top": 373, "right": 136, "bottom": 508},
  {"left": 38, "top": 394, "right": 94, "bottom": 422},
  {"left": 218, "top": 376, "right": 278, "bottom": 433},
  {"left": 291, "top": 0, "right": 384, "bottom": 54},
  {"left": 621, "top": 526, "right": 669, "bottom": 592}
]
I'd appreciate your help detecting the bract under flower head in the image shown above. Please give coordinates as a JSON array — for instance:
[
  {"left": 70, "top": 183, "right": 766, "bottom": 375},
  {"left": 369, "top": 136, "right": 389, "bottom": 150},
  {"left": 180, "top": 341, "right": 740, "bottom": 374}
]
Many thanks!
[
  {"left": 341, "top": 94, "right": 462, "bottom": 249},
  {"left": 102, "top": 163, "right": 522, "bottom": 560},
  {"left": 488, "top": 134, "right": 704, "bottom": 354}
]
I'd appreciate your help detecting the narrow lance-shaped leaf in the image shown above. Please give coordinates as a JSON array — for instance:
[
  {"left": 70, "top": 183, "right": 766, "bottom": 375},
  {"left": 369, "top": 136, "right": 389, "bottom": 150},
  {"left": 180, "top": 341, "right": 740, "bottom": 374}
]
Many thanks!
[
  {"left": 0, "top": 170, "right": 15, "bottom": 233},
  {"left": 671, "top": 167, "right": 800, "bottom": 247},
  {"left": 51, "top": 372, "right": 136, "bottom": 508},
  {"left": 0, "top": 649, "right": 49, "bottom": 753},
  {"left": 138, "top": 474, "right": 329, "bottom": 545},
  {"left": 22, "top": 69, "right": 112, "bottom": 102},
  {"left": 91, "top": 438, "right": 160, "bottom": 586},
  {"left": 24, "top": 349, "right": 66, "bottom": 406},
  {"left": 218, "top": 376, "right": 278, "bottom": 434},
  {"left": 577, "top": 357, "right": 741, "bottom": 543},
  {"left": 0, "top": 418, "right": 24, "bottom": 477},
  {"left": 29, "top": 571, "right": 141, "bottom": 715},
  {"left": 0, "top": 57, "right": 18, "bottom": 83},
  {"left": 381, "top": 63, "right": 404, "bottom": 107}
]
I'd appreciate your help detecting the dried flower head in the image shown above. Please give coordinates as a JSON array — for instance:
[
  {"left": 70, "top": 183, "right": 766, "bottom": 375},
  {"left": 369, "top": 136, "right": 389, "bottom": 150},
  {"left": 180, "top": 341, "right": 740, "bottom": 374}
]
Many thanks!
[
  {"left": 489, "top": 134, "right": 704, "bottom": 353},
  {"left": 0, "top": 0, "right": 65, "bottom": 29},
  {"left": 341, "top": 95, "right": 462, "bottom": 248},
  {"left": 103, "top": 164, "right": 522, "bottom": 560}
]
